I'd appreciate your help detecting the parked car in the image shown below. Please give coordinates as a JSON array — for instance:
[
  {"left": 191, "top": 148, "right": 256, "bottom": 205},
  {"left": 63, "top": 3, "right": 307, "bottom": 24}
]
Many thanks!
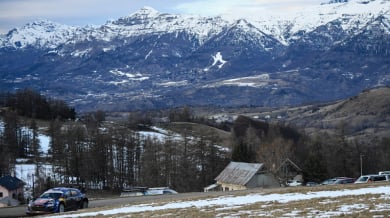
[
  {"left": 144, "top": 187, "right": 178, "bottom": 195},
  {"left": 321, "top": 178, "right": 335, "bottom": 185},
  {"left": 120, "top": 186, "right": 148, "bottom": 197},
  {"left": 26, "top": 187, "right": 88, "bottom": 215},
  {"left": 333, "top": 177, "right": 356, "bottom": 184},
  {"left": 305, "top": 182, "right": 319, "bottom": 187},
  {"left": 354, "top": 174, "right": 387, "bottom": 184},
  {"left": 320, "top": 177, "right": 340, "bottom": 185},
  {"left": 321, "top": 177, "right": 355, "bottom": 185},
  {"left": 286, "top": 180, "right": 303, "bottom": 187},
  {"left": 378, "top": 171, "right": 390, "bottom": 175}
]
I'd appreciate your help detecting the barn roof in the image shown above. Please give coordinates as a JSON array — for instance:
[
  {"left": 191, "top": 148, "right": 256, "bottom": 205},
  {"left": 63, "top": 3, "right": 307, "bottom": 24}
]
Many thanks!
[
  {"left": 275, "top": 158, "right": 303, "bottom": 173},
  {"left": 215, "top": 162, "right": 264, "bottom": 186}
]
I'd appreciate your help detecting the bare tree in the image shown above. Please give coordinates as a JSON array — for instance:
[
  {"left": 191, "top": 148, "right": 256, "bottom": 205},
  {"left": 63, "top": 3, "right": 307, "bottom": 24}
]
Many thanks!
[{"left": 256, "top": 137, "right": 294, "bottom": 173}]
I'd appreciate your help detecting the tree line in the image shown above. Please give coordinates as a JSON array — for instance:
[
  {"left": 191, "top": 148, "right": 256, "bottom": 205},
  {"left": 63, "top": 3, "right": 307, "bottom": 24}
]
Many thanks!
[
  {"left": 1, "top": 90, "right": 389, "bottom": 195},
  {"left": 0, "top": 88, "right": 75, "bottom": 120},
  {"left": 230, "top": 116, "right": 390, "bottom": 183},
  {"left": 0, "top": 109, "right": 229, "bottom": 196}
]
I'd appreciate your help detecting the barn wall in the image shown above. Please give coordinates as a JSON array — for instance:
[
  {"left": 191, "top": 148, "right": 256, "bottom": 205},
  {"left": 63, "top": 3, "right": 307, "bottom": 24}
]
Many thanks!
[
  {"left": 246, "top": 173, "right": 280, "bottom": 188},
  {"left": 217, "top": 182, "right": 246, "bottom": 191}
]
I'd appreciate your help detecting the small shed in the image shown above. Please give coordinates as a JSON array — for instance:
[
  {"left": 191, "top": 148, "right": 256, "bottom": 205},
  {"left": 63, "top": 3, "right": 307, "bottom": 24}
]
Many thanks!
[
  {"left": 0, "top": 175, "right": 25, "bottom": 207},
  {"left": 275, "top": 158, "right": 304, "bottom": 184},
  {"left": 214, "top": 161, "right": 280, "bottom": 191}
]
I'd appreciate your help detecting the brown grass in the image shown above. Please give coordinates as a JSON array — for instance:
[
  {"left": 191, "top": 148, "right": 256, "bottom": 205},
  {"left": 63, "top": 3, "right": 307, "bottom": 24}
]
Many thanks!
[
  {"left": 162, "top": 121, "right": 232, "bottom": 149},
  {"left": 53, "top": 183, "right": 390, "bottom": 218}
]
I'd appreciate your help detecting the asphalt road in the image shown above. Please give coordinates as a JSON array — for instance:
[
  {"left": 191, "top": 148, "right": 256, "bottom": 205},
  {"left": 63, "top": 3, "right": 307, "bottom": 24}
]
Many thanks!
[{"left": 0, "top": 191, "right": 226, "bottom": 217}]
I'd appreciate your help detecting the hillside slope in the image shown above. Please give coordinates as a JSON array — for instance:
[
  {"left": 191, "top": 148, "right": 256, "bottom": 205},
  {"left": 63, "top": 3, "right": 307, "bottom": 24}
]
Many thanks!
[{"left": 234, "top": 87, "right": 390, "bottom": 141}]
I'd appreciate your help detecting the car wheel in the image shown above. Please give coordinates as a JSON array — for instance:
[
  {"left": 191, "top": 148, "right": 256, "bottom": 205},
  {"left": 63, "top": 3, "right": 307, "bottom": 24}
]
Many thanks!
[
  {"left": 81, "top": 200, "right": 88, "bottom": 209},
  {"left": 59, "top": 203, "right": 65, "bottom": 213}
]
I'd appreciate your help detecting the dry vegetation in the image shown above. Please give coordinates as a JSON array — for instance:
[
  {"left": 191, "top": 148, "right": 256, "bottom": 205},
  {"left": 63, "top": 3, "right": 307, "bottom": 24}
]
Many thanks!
[
  {"left": 163, "top": 122, "right": 232, "bottom": 149},
  {"left": 205, "top": 87, "right": 390, "bottom": 142},
  {"left": 55, "top": 183, "right": 390, "bottom": 218}
]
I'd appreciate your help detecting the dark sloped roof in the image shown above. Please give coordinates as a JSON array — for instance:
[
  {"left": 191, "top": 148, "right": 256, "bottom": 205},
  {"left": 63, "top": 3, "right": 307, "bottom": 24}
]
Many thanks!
[
  {"left": 0, "top": 175, "right": 25, "bottom": 191},
  {"left": 215, "top": 162, "right": 264, "bottom": 186},
  {"left": 275, "top": 158, "right": 303, "bottom": 173}
]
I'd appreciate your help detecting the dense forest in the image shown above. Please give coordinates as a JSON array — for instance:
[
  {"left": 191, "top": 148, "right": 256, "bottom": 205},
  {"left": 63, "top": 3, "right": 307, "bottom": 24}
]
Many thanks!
[
  {"left": 0, "top": 88, "right": 75, "bottom": 120},
  {"left": 0, "top": 89, "right": 389, "bottom": 197}
]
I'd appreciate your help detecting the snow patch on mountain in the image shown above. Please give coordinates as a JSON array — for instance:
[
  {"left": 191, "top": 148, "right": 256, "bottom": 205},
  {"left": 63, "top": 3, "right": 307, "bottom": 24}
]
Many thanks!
[
  {"left": 158, "top": 80, "right": 188, "bottom": 87},
  {"left": 71, "top": 48, "right": 91, "bottom": 57},
  {"left": 211, "top": 52, "right": 227, "bottom": 69},
  {"left": 145, "top": 50, "right": 153, "bottom": 60},
  {"left": 204, "top": 52, "right": 227, "bottom": 72},
  {"left": 102, "top": 46, "right": 115, "bottom": 52},
  {"left": 205, "top": 74, "right": 271, "bottom": 88},
  {"left": 109, "top": 69, "right": 150, "bottom": 81}
]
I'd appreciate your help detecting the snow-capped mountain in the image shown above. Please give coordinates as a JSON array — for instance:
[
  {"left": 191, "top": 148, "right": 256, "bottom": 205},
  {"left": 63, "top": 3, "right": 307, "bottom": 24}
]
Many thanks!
[{"left": 0, "top": 0, "right": 389, "bottom": 112}]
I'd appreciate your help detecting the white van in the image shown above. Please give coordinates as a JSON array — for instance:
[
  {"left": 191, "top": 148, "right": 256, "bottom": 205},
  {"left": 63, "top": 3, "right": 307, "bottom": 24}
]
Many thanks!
[
  {"left": 354, "top": 174, "right": 387, "bottom": 183},
  {"left": 378, "top": 171, "right": 390, "bottom": 175}
]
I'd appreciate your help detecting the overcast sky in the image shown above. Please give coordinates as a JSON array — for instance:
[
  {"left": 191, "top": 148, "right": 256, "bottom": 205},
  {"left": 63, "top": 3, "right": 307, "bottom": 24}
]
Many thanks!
[{"left": 0, "top": 0, "right": 325, "bottom": 34}]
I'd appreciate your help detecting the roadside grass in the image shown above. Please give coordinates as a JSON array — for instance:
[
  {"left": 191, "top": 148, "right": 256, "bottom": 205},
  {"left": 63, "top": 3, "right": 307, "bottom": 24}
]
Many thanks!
[
  {"left": 50, "top": 183, "right": 390, "bottom": 218},
  {"left": 116, "top": 192, "right": 389, "bottom": 217}
]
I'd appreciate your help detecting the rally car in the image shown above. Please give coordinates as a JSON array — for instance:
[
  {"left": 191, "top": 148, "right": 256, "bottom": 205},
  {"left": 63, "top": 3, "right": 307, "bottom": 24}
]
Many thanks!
[{"left": 26, "top": 187, "right": 88, "bottom": 215}]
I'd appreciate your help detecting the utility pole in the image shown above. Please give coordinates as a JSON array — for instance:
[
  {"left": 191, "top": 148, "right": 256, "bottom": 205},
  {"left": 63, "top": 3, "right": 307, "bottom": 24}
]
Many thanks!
[
  {"left": 360, "top": 154, "right": 364, "bottom": 176},
  {"left": 32, "top": 173, "right": 35, "bottom": 198}
]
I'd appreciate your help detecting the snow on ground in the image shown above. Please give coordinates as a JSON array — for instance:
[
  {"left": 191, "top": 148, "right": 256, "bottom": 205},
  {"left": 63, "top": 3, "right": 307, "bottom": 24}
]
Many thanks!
[
  {"left": 1, "top": 120, "right": 52, "bottom": 187},
  {"left": 15, "top": 164, "right": 53, "bottom": 186},
  {"left": 0, "top": 121, "right": 50, "bottom": 155},
  {"left": 49, "top": 186, "right": 390, "bottom": 217},
  {"left": 137, "top": 130, "right": 167, "bottom": 141},
  {"left": 138, "top": 126, "right": 184, "bottom": 142},
  {"left": 38, "top": 133, "right": 50, "bottom": 154}
]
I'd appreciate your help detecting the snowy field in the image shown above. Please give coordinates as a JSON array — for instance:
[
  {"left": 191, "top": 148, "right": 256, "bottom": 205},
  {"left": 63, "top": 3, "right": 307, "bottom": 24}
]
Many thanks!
[
  {"left": 47, "top": 184, "right": 390, "bottom": 218},
  {"left": 15, "top": 134, "right": 51, "bottom": 187}
]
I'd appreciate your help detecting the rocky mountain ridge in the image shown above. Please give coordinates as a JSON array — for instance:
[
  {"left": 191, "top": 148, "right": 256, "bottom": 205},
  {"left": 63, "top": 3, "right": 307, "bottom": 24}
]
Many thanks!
[{"left": 0, "top": 0, "right": 389, "bottom": 112}]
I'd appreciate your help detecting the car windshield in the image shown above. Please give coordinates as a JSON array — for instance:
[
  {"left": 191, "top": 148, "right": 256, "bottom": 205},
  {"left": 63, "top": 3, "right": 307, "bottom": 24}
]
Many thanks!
[
  {"left": 39, "top": 192, "right": 62, "bottom": 199},
  {"left": 357, "top": 176, "right": 369, "bottom": 182},
  {"left": 322, "top": 179, "right": 336, "bottom": 184}
]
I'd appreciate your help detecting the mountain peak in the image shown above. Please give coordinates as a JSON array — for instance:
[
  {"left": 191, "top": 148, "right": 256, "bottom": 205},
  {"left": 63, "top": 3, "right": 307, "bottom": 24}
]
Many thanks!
[
  {"left": 234, "top": 19, "right": 255, "bottom": 28},
  {"left": 1, "top": 19, "right": 75, "bottom": 49},
  {"left": 22, "top": 19, "right": 68, "bottom": 32},
  {"left": 111, "top": 6, "right": 160, "bottom": 26},
  {"left": 131, "top": 6, "right": 159, "bottom": 17}
]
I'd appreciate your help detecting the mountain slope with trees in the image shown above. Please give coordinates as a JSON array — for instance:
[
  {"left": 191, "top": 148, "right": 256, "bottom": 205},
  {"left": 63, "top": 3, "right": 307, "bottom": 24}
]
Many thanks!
[{"left": 0, "top": 87, "right": 389, "bottom": 196}]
